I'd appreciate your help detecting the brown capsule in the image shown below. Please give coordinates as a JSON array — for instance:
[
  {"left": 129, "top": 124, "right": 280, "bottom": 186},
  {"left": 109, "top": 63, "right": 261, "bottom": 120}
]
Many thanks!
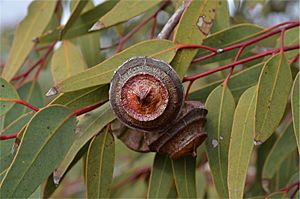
[
  {"left": 148, "top": 101, "right": 208, "bottom": 159},
  {"left": 109, "top": 57, "right": 184, "bottom": 133}
]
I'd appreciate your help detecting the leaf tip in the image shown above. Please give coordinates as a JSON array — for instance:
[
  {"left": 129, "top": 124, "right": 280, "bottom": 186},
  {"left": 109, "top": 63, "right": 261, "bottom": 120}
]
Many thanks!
[
  {"left": 45, "top": 87, "right": 59, "bottom": 97},
  {"left": 262, "top": 179, "right": 271, "bottom": 193},
  {"left": 89, "top": 22, "right": 105, "bottom": 32},
  {"left": 53, "top": 170, "right": 61, "bottom": 186},
  {"left": 253, "top": 139, "right": 263, "bottom": 146}
]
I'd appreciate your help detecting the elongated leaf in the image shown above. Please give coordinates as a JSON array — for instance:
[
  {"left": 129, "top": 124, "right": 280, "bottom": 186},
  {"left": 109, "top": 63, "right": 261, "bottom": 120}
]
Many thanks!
[
  {"left": 228, "top": 86, "right": 256, "bottom": 199},
  {"left": 0, "top": 112, "right": 33, "bottom": 174},
  {"left": 0, "top": 105, "right": 76, "bottom": 198},
  {"left": 196, "top": 24, "right": 264, "bottom": 65},
  {"left": 4, "top": 81, "right": 43, "bottom": 126},
  {"left": 0, "top": 78, "right": 19, "bottom": 116},
  {"left": 262, "top": 123, "right": 296, "bottom": 181},
  {"left": 51, "top": 41, "right": 86, "bottom": 84},
  {"left": 147, "top": 154, "right": 173, "bottom": 198},
  {"left": 51, "top": 85, "right": 109, "bottom": 111},
  {"left": 43, "top": 140, "right": 90, "bottom": 199},
  {"left": 291, "top": 72, "right": 300, "bottom": 153},
  {"left": 53, "top": 39, "right": 176, "bottom": 93},
  {"left": 172, "top": 156, "right": 197, "bottom": 198},
  {"left": 78, "top": 31, "right": 102, "bottom": 67},
  {"left": 2, "top": 1, "right": 56, "bottom": 81},
  {"left": 86, "top": 127, "right": 115, "bottom": 198},
  {"left": 273, "top": 153, "right": 297, "bottom": 190},
  {"left": 53, "top": 102, "right": 115, "bottom": 182},
  {"left": 255, "top": 53, "right": 292, "bottom": 143},
  {"left": 172, "top": 0, "right": 217, "bottom": 78},
  {"left": 189, "top": 62, "right": 264, "bottom": 101},
  {"left": 196, "top": 169, "right": 207, "bottom": 198},
  {"left": 205, "top": 85, "right": 235, "bottom": 198},
  {"left": 90, "top": 0, "right": 161, "bottom": 30},
  {"left": 211, "top": 0, "right": 230, "bottom": 33},
  {"left": 37, "top": 1, "right": 116, "bottom": 43},
  {"left": 60, "top": 0, "right": 88, "bottom": 38}
]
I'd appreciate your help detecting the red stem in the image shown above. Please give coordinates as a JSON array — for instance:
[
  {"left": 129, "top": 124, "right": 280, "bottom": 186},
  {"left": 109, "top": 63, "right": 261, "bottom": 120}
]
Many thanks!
[
  {"left": 289, "top": 52, "right": 300, "bottom": 64},
  {"left": 280, "top": 181, "right": 299, "bottom": 198},
  {"left": 185, "top": 80, "right": 194, "bottom": 100},
  {"left": 0, "top": 98, "right": 39, "bottom": 111},
  {"left": 150, "top": 15, "right": 157, "bottom": 39},
  {"left": 12, "top": 42, "right": 55, "bottom": 81},
  {"left": 183, "top": 44, "right": 299, "bottom": 82},
  {"left": 0, "top": 133, "right": 18, "bottom": 140},
  {"left": 112, "top": 166, "right": 151, "bottom": 189},
  {"left": 224, "top": 45, "right": 245, "bottom": 85},
  {"left": 33, "top": 43, "right": 56, "bottom": 80},
  {"left": 115, "top": 1, "right": 170, "bottom": 53},
  {"left": 72, "top": 100, "right": 108, "bottom": 117},
  {"left": 222, "top": 22, "right": 299, "bottom": 52}
]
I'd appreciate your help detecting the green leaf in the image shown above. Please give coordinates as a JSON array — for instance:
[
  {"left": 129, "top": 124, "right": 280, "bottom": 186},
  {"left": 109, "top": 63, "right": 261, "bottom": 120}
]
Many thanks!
[
  {"left": 0, "top": 105, "right": 76, "bottom": 198},
  {"left": 0, "top": 112, "right": 33, "bottom": 174},
  {"left": 147, "top": 154, "right": 173, "bottom": 198},
  {"left": 90, "top": 0, "right": 161, "bottom": 30},
  {"left": 205, "top": 85, "right": 235, "bottom": 198},
  {"left": 77, "top": 31, "right": 102, "bottom": 67},
  {"left": 51, "top": 41, "right": 87, "bottom": 84},
  {"left": 86, "top": 127, "right": 115, "bottom": 198},
  {"left": 172, "top": 156, "right": 197, "bottom": 198},
  {"left": 228, "top": 86, "right": 256, "bottom": 199},
  {"left": 211, "top": 0, "right": 230, "bottom": 33},
  {"left": 196, "top": 169, "right": 207, "bottom": 198},
  {"left": 1, "top": 1, "right": 56, "bottom": 81},
  {"left": 291, "top": 72, "right": 300, "bottom": 153},
  {"left": 196, "top": 23, "right": 264, "bottom": 65},
  {"left": 4, "top": 81, "right": 43, "bottom": 126},
  {"left": 51, "top": 85, "right": 109, "bottom": 111},
  {"left": 60, "top": 0, "right": 88, "bottom": 38},
  {"left": 53, "top": 102, "right": 115, "bottom": 183},
  {"left": 189, "top": 62, "right": 264, "bottom": 101},
  {"left": 255, "top": 53, "right": 292, "bottom": 143},
  {"left": 36, "top": 0, "right": 117, "bottom": 43},
  {"left": 42, "top": 140, "right": 90, "bottom": 198},
  {"left": 262, "top": 123, "right": 296, "bottom": 181},
  {"left": 273, "top": 153, "right": 297, "bottom": 190},
  {"left": 54, "top": 39, "right": 176, "bottom": 93},
  {"left": 171, "top": 0, "right": 217, "bottom": 78},
  {"left": 0, "top": 78, "right": 19, "bottom": 116}
]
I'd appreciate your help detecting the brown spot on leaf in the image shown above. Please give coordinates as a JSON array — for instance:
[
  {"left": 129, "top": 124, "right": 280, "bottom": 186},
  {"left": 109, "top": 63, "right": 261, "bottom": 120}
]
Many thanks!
[{"left": 196, "top": 16, "right": 214, "bottom": 35}]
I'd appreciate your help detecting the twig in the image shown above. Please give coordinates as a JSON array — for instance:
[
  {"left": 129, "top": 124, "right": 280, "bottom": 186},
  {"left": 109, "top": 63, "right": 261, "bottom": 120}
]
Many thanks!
[
  {"left": 289, "top": 52, "right": 300, "bottom": 65},
  {"left": 33, "top": 42, "right": 56, "bottom": 81},
  {"left": 72, "top": 100, "right": 108, "bottom": 117},
  {"left": 115, "top": 1, "right": 170, "bottom": 53},
  {"left": 183, "top": 44, "right": 299, "bottom": 82},
  {"left": 0, "top": 98, "right": 40, "bottom": 112},
  {"left": 112, "top": 166, "right": 151, "bottom": 189},
  {"left": 12, "top": 42, "right": 55, "bottom": 82},
  {"left": 157, "top": 0, "right": 191, "bottom": 39},
  {"left": 224, "top": 46, "right": 245, "bottom": 85},
  {"left": 150, "top": 15, "right": 157, "bottom": 39},
  {"left": 0, "top": 133, "right": 18, "bottom": 140}
]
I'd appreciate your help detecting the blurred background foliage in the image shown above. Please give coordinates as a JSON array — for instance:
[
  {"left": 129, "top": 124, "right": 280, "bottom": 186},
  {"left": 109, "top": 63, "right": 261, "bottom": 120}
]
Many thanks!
[{"left": 0, "top": 0, "right": 299, "bottom": 198}]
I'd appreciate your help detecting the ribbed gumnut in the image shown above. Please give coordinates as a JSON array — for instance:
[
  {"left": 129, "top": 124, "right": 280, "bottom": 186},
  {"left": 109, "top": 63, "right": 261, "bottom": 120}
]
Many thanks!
[
  {"left": 147, "top": 101, "right": 208, "bottom": 159},
  {"left": 109, "top": 57, "right": 184, "bottom": 133}
]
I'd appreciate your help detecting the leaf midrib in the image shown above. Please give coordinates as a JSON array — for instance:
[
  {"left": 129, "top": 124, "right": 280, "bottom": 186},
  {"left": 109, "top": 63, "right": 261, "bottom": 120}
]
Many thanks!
[{"left": 2, "top": 110, "right": 74, "bottom": 197}]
